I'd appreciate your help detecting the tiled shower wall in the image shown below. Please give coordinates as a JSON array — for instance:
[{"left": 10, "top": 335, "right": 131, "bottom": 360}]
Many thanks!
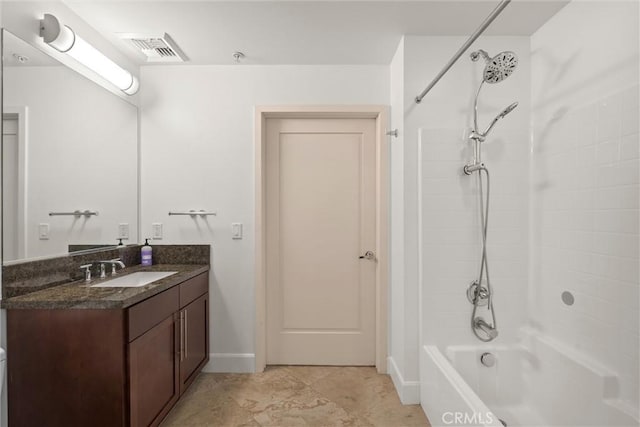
[
  {"left": 531, "top": 0, "right": 639, "bottom": 411},
  {"left": 420, "top": 126, "right": 530, "bottom": 346},
  {"left": 406, "top": 36, "right": 532, "bottom": 349}
]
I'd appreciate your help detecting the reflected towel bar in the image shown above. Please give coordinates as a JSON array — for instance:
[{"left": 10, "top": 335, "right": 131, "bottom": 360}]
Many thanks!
[
  {"left": 168, "top": 210, "right": 217, "bottom": 216},
  {"left": 49, "top": 210, "right": 99, "bottom": 217}
]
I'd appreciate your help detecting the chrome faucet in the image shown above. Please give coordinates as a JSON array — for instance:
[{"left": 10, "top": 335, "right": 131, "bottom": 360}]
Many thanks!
[
  {"left": 79, "top": 264, "right": 93, "bottom": 282},
  {"left": 99, "top": 258, "right": 126, "bottom": 276},
  {"left": 474, "top": 317, "right": 498, "bottom": 340}
]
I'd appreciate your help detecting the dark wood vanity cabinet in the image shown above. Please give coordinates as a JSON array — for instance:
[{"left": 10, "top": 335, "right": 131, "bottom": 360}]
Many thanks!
[
  {"left": 128, "top": 272, "right": 209, "bottom": 426},
  {"left": 179, "top": 293, "right": 209, "bottom": 392},
  {"left": 129, "top": 313, "right": 180, "bottom": 427},
  {"left": 7, "top": 272, "right": 209, "bottom": 427}
]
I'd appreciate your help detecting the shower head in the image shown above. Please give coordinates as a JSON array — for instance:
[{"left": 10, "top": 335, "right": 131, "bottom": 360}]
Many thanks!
[{"left": 471, "top": 49, "right": 518, "bottom": 84}]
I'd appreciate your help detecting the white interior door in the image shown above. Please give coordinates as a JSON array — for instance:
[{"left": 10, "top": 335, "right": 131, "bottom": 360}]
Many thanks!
[
  {"left": 266, "top": 117, "right": 377, "bottom": 365},
  {"left": 3, "top": 118, "right": 19, "bottom": 261}
]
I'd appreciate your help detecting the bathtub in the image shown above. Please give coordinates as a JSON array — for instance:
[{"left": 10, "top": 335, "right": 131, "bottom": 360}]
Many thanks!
[{"left": 420, "top": 328, "right": 639, "bottom": 427}]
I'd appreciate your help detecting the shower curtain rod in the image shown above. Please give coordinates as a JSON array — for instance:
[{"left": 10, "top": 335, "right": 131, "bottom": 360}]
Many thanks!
[{"left": 414, "top": 0, "right": 512, "bottom": 104}]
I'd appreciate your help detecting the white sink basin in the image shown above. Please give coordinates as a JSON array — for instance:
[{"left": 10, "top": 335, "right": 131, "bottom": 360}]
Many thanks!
[{"left": 90, "top": 271, "right": 178, "bottom": 288}]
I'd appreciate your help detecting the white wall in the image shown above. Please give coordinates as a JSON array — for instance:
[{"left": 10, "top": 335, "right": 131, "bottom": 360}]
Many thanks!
[
  {"left": 531, "top": 0, "right": 639, "bottom": 413},
  {"left": 3, "top": 66, "right": 138, "bottom": 260},
  {"left": 388, "top": 37, "right": 415, "bottom": 402},
  {"left": 140, "top": 65, "right": 389, "bottom": 371}
]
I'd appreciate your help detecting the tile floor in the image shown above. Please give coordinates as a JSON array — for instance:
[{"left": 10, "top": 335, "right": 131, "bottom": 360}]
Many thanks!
[{"left": 161, "top": 366, "right": 430, "bottom": 426}]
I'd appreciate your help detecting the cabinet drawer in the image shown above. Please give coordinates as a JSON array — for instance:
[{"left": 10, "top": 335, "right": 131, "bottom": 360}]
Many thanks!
[
  {"left": 128, "top": 287, "right": 179, "bottom": 342},
  {"left": 179, "top": 273, "right": 208, "bottom": 308}
]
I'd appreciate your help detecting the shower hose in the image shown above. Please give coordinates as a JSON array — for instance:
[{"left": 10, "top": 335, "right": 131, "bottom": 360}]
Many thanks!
[{"left": 472, "top": 166, "right": 498, "bottom": 342}]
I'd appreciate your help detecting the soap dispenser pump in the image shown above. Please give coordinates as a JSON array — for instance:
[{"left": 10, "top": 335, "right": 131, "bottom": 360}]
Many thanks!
[{"left": 141, "top": 239, "right": 153, "bottom": 266}]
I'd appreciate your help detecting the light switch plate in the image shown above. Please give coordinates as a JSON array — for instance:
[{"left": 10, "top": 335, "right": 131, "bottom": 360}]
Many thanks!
[
  {"left": 118, "top": 223, "right": 129, "bottom": 239},
  {"left": 152, "top": 223, "right": 163, "bottom": 239},
  {"left": 232, "top": 223, "right": 243, "bottom": 239},
  {"left": 39, "top": 223, "right": 50, "bottom": 240}
]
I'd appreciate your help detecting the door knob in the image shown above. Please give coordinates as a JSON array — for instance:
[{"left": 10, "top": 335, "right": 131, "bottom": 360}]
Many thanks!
[{"left": 359, "top": 251, "right": 376, "bottom": 260}]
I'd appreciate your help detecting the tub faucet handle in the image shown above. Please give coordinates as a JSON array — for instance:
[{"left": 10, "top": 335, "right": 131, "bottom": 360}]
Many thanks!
[{"left": 474, "top": 318, "right": 498, "bottom": 340}]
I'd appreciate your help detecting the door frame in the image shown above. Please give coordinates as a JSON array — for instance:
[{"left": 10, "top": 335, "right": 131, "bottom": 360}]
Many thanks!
[
  {"left": 2, "top": 106, "right": 29, "bottom": 260},
  {"left": 254, "top": 105, "right": 389, "bottom": 373}
]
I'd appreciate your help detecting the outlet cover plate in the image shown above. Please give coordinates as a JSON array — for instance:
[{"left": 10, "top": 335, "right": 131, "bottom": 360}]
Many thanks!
[
  {"left": 232, "top": 223, "right": 243, "bottom": 239},
  {"left": 118, "top": 223, "right": 129, "bottom": 239},
  {"left": 152, "top": 223, "right": 163, "bottom": 239}
]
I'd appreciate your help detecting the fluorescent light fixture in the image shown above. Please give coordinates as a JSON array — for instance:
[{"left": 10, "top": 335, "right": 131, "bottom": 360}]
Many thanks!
[{"left": 39, "top": 14, "right": 139, "bottom": 95}]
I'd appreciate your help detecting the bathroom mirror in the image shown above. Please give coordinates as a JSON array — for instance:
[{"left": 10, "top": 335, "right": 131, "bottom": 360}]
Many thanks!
[{"left": 2, "top": 30, "right": 139, "bottom": 263}]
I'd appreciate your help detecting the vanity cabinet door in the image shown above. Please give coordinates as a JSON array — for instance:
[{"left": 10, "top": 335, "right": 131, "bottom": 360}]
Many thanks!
[
  {"left": 179, "top": 293, "right": 209, "bottom": 393},
  {"left": 129, "top": 313, "right": 180, "bottom": 427}
]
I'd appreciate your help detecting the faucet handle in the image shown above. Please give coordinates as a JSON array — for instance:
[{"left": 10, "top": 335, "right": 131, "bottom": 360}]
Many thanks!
[
  {"left": 79, "top": 264, "right": 92, "bottom": 282},
  {"left": 106, "top": 258, "right": 125, "bottom": 275}
]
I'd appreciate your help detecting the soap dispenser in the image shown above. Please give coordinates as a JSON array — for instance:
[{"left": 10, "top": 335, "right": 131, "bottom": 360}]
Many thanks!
[{"left": 141, "top": 239, "right": 153, "bottom": 266}]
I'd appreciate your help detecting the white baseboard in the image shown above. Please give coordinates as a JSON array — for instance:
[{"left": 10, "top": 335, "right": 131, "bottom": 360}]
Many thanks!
[
  {"left": 202, "top": 353, "right": 256, "bottom": 373},
  {"left": 388, "top": 356, "right": 420, "bottom": 404}
]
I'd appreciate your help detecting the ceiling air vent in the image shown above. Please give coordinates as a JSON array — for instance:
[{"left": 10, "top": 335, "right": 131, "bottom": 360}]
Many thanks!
[{"left": 119, "top": 33, "right": 187, "bottom": 63}]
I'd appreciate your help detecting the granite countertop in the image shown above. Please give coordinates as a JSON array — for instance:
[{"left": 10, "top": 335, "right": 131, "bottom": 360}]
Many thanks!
[{"left": 1, "top": 263, "right": 209, "bottom": 310}]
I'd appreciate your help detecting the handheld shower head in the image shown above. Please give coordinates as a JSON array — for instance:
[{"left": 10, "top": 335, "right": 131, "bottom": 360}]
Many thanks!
[
  {"left": 471, "top": 50, "right": 518, "bottom": 84},
  {"left": 502, "top": 102, "right": 518, "bottom": 116},
  {"left": 483, "top": 102, "right": 519, "bottom": 136}
]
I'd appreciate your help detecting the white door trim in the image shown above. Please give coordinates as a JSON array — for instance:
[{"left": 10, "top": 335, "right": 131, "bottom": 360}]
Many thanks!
[
  {"left": 3, "top": 106, "right": 29, "bottom": 260},
  {"left": 255, "top": 105, "right": 389, "bottom": 373}
]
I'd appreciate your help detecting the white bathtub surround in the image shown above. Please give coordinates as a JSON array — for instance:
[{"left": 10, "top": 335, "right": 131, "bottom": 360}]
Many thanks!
[
  {"left": 417, "top": 1, "right": 638, "bottom": 424},
  {"left": 391, "top": 35, "right": 532, "bottom": 409},
  {"left": 409, "top": 33, "right": 532, "bottom": 399},
  {"left": 419, "top": 126, "right": 531, "bottom": 345},
  {"left": 531, "top": 0, "right": 640, "bottom": 416},
  {"left": 422, "top": 328, "right": 638, "bottom": 427}
]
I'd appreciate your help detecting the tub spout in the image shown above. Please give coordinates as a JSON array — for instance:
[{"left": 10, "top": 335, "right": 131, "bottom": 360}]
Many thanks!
[{"left": 474, "top": 318, "right": 498, "bottom": 340}]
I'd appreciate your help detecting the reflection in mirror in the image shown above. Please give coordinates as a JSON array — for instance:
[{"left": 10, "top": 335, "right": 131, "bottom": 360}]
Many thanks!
[{"left": 2, "top": 30, "right": 138, "bottom": 264}]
